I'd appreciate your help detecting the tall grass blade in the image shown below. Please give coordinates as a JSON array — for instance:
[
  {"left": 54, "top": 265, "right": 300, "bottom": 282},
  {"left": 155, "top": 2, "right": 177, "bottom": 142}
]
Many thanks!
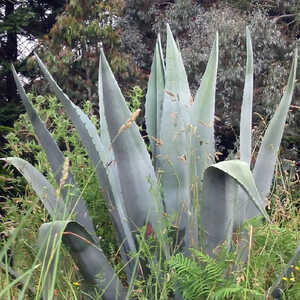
[
  {"left": 268, "top": 244, "right": 300, "bottom": 299},
  {"left": 0, "top": 202, "right": 37, "bottom": 298},
  {"left": 0, "top": 264, "right": 39, "bottom": 299}
]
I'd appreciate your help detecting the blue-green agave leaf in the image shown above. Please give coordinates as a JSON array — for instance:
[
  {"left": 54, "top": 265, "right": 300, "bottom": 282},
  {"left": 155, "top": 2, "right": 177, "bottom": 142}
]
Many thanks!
[
  {"left": 11, "top": 65, "right": 95, "bottom": 237},
  {"left": 239, "top": 27, "right": 253, "bottom": 165},
  {"left": 165, "top": 23, "right": 191, "bottom": 106},
  {"left": 35, "top": 54, "right": 137, "bottom": 264},
  {"left": 268, "top": 243, "right": 300, "bottom": 299},
  {"left": 11, "top": 66, "right": 64, "bottom": 184},
  {"left": 253, "top": 49, "right": 298, "bottom": 203},
  {"left": 1, "top": 157, "right": 66, "bottom": 218},
  {"left": 201, "top": 160, "right": 269, "bottom": 255},
  {"left": 189, "top": 33, "right": 218, "bottom": 250},
  {"left": 38, "top": 221, "right": 127, "bottom": 300},
  {"left": 99, "top": 49, "right": 163, "bottom": 233},
  {"left": 98, "top": 53, "right": 138, "bottom": 263},
  {"left": 157, "top": 25, "right": 192, "bottom": 249},
  {"left": 145, "top": 34, "right": 165, "bottom": 171},
  {"left": 234, "top": 27, "right": 254, "bottom": 228},
  {"left": 34, "top": 54, "right": 112, "bottom": 201},
  {"left": 191, "top": 32, "right": 219, "bottom": 184}
]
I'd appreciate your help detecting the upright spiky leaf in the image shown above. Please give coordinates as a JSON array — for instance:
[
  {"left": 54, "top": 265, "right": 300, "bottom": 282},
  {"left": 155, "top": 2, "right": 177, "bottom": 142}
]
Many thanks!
[
  {"left": 165, "top": 24, "right": 191, "bottom": 106},
  {"left": 158, "top": 25, "right": 192, "bottom": 250},
  {"left": 98, "top": 54, "right": 138, "bottom": 267},
  {"left": 35, "top": 54, "right": 137, "bottom": 265},
  {"left": 145, "top": 34, "right": 165, "bottom": 171},
  {"left": 11, "top": 66, "right": 95, "bottom": 237},
  {"left": 240, "top": 27, "right": 253, "bottom": 165},
  {"left": 253, "top": 49, "right": 298, "bottom": 203},
  {"left": 99, "top": 49, "right": 163, "bottom": 232},
  {"left": 234, "top": 27, "right": 254, "bottom": 228},
  {"left": 189, "top": 33, "right": 218, "bottom": 249},
  {"left": 34, "top": 54, "right": 112, "bottom": 200},
  {"left": 191, "top": 33, "right": 219, "bottom": 184}
]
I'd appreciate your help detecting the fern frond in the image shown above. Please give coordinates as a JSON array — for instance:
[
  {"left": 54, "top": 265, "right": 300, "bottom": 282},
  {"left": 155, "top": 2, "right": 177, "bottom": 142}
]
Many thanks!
[
  {"left": 168, "top": 251, "right": 230, "bottom": 299},
  {"left": 188, "top": 278, "right": 210, "bottom": 297},
  {"left": 212, "top": 286, "right": 264, "bottom": 299}
]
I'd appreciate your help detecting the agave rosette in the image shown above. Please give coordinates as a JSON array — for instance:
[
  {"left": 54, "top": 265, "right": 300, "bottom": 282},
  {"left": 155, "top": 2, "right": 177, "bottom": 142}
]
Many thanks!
[{"left": 3, "top": 25, "right": 297, "bottom": 299}]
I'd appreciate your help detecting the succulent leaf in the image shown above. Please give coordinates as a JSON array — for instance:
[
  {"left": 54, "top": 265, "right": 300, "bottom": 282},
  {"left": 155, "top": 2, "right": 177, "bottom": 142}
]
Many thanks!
[
  {"left": 165, "top": 23, "right": 191, "bottom": 107},
  {"left": 201, "top": 160, "right": 269, "bottom": 255},
  {"left": 191, "top": 32, "right": 219, "bottom": 184},
  {"left": 234, "top": 27, "right": 254, "bottom": 228},
  {"left": 1, "top": 157, "right": 66, "bottom": 218},
  {"left": 11, "top": 66, "right": 96, "bottom": 237},
  {"left": 35, "top": 53, "right": 137, "bottom": 265},
  {"left": 99, "top": 49, "right": 164, "bottom": 233},
  {"left": 156, "top": 25, "right": 193, "bottom": 250},
  {"left": 7, "top": 24, "right": 297, "bottom": 297},
  {"left": 239, "top": 27, "right": 254, "bottom": 165},
  {"left": 34, "top": 54, "right": 112, "bottom": 200},
  {"left": 188, "top": 32, "right": 218, "bottom": 250},
  {"left": 253, "top": 48, "right": 298, "bottom": 203},
  {"left": 38, "top": 221, "right": 127, "bottom": 300},
  {"left": 235, "top": 48, "right": 298, "bottom": 226},
  {"left": 145, "top": 34, "right": 165, "bottom": 171}
]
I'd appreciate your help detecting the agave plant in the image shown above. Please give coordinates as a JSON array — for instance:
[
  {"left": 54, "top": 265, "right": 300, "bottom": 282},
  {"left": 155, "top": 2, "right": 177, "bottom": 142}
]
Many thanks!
[{"left": 2, "top": 25, "right": 297, "bottom": 299}]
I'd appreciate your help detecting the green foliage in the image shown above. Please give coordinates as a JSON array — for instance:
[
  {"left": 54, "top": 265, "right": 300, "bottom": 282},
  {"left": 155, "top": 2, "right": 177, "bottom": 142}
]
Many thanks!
[
  {"left": 227, "top": 0, "right": 300, "bottom": 38},
  {"left": 29, "top": 0, "right": 143, "bottom": 105},
  {"left": 167, "top": 221, "right": 300, "bottom": 300},
  {"left": 168, "top": 250, "right": 226, "bottom": 299},
  {"left": 4, "top": 95, "right": 116, "bottom": 253},
  {"left": 0, "top": 0, "right": 65, "bottom": 106},
  {"left": 127, "top": 85, "right": 143, "bottom": 111}
]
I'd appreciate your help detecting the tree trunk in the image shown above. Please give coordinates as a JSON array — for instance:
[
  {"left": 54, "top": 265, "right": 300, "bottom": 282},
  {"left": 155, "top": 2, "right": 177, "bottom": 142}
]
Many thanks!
[{"left": 4, "top": 0, "right": 18, "bottom": 102}]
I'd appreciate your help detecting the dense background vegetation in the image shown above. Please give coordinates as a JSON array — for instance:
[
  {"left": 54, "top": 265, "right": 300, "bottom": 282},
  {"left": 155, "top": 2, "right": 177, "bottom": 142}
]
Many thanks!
[{"left": 1, "top": 0, "right": 299, "bottom": 160}]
